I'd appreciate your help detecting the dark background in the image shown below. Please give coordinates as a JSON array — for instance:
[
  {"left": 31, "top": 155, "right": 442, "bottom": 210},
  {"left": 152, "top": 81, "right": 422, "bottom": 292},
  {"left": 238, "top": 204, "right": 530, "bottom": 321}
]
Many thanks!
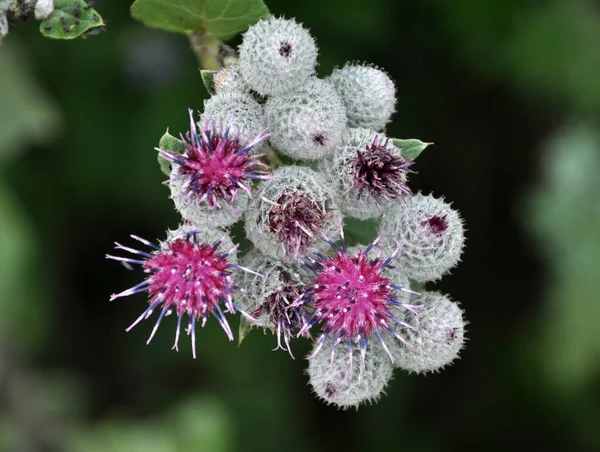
[{"left": 1, "top": 0, "right": 599, "bottom": 451}]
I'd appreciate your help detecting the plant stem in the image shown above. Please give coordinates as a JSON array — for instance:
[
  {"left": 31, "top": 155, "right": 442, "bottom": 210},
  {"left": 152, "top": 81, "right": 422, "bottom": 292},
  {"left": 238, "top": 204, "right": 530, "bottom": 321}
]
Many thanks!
[{"left": 187, "top": 31, "right": 238, "bottom": 70}]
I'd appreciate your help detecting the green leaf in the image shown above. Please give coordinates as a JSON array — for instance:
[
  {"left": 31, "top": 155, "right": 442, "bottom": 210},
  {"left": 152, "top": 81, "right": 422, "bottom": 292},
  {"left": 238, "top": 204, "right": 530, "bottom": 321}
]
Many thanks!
[
  {"left": 343, "top": 218, "right": 379, "bottom": 246},
  {"left": 200, "top": 69, "right": 217, "bottom": 94},
  {"left": 40, "top": 0, "right": 105, "bottom": 40},
  {"left": 238, "top": 317, "right": 254, "bottom": 346},
  {"left": 391, "top": 138, "right": 433, "bottom": 161},
  {"left": 130, "top": 0, "right": 270, "bottom": 40},
  {"left": 157, "top": 130, "right": 185, "bottom": 176}
]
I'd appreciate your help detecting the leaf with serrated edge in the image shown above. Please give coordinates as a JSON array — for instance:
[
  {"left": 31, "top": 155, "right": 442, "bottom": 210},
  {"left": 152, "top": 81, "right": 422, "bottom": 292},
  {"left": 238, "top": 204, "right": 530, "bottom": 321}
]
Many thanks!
[
  {"left": 40, "top": 0, "right": 105, "bottom": 40},
  {"left": 131, "top": 0, "right": 270, "bottom": 40},
  {"left": 158, "top": 130, "right": 185, "bottom": 176},
  {"left": 392, "top": 138, "right": 433, "bottom": 162}
]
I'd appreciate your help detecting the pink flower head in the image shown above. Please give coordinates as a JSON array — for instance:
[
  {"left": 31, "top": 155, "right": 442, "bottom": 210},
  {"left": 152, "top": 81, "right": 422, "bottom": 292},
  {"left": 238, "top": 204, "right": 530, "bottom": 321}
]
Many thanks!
[
  {"left": 293, "top": 225, "right": 419, "bottom": 367},
  {"left": 158, "top": 109, "right": 271, "bottom": 209},
  {"left": 348, "top": 136, "right": 413, "bottom": 203},
  {"left": 106, "top": 230, "right": 260, "bottom": 358}
]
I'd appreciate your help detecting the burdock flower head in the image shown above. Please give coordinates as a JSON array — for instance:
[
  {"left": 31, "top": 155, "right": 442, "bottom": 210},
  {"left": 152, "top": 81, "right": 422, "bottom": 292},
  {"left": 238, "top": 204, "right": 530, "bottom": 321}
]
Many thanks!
[
  {"left": 322, "top": 128, "right": 412, "bottom": 220},
  {"left": 264, "top": 78, "right": 347, "bottom": 160},
  {"left": 245, "top": 165, "right": 342, "bottom": 260},
  {"left": 328, "top": 63, "right": 397, "bottom": 131},
  {"left": 161, "top": 109, "right": 270, "bottom": 228},
  {"left": 238, "top": 16, "right": 318, "bottom": 96},
  {"left": 293, "top": 225, "right": 418, "bottom": 368},
  {"left": 236, "top": 249, "right": 311, "bottom": 357},
  {"left": 106, "top": 225, "right": 261, "bottom": 358},
  {"left": 386, "top": 291, "right": 467, "bottom": 374},
  {"left": 379, "top": 193, "right": 465, "bottom": 282},
  {"left": 308, "top": 336, "right": 394, "bottom": 409}
]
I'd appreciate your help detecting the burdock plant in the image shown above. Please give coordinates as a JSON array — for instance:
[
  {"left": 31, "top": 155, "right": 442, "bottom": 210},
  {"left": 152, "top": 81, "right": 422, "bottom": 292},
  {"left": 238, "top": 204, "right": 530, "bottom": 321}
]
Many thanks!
[{"left": 106, "top": 1, "right": 469, "bottom": 409}]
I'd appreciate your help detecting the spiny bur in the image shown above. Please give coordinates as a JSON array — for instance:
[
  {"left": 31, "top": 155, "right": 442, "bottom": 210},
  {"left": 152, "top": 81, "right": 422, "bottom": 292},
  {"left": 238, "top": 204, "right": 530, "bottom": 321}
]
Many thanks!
[{"left": 239, "top": 16, "right": 318, "bottom": 96}]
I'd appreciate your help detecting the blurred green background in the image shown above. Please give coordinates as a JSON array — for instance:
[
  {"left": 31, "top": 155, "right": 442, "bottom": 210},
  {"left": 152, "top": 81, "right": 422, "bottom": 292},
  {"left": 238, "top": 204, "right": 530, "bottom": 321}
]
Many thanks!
[{"left": 1, "top": 0, "right": 600, "bottom": 451}]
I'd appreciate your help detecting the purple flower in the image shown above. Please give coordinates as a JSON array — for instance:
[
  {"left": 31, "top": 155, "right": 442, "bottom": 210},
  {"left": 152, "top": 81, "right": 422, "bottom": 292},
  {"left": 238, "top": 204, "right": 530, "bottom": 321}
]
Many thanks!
[
  {"left": 106, "top": 229, "right": 259, "bottom": 358},
  {"left": 268, "top": 192, "right": 333, "bottom": 259},
  {"left": 348, "top": 136, "right": 412, "bottom": 203},
  {"left": 293, "top": 226, "right": 419, "bottom": 367},
  {"left": 251, "top": 278, "right": 309, "bottom": 357},
  {"left": 159, "top": 109, "right": 270, "bottom": 209}
]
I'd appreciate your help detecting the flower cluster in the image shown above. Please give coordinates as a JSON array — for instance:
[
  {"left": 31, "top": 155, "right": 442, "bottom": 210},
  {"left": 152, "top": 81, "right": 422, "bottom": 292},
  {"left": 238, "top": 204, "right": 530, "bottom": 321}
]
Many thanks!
[{"left": 107, "top": 16, "right": 468, "bottom": 410}]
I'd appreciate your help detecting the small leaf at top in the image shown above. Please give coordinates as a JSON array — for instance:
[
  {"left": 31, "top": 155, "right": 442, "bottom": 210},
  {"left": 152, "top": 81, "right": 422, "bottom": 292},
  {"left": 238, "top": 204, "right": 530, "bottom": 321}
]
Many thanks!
[
  {"left": 201, "top": 69, "right": 217, "bottom": 94},
  {"left": 40, "top": 0, "right": 105, "bottom": 40},
  {"left": 130, "top": 0, "right": 270, "bottom": 40},
  {"left": 158, "top": 130, "right": 185, "bottom": 177},
  {"left": 391, "top": 138, "right": 433, "bottom": 162}
]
